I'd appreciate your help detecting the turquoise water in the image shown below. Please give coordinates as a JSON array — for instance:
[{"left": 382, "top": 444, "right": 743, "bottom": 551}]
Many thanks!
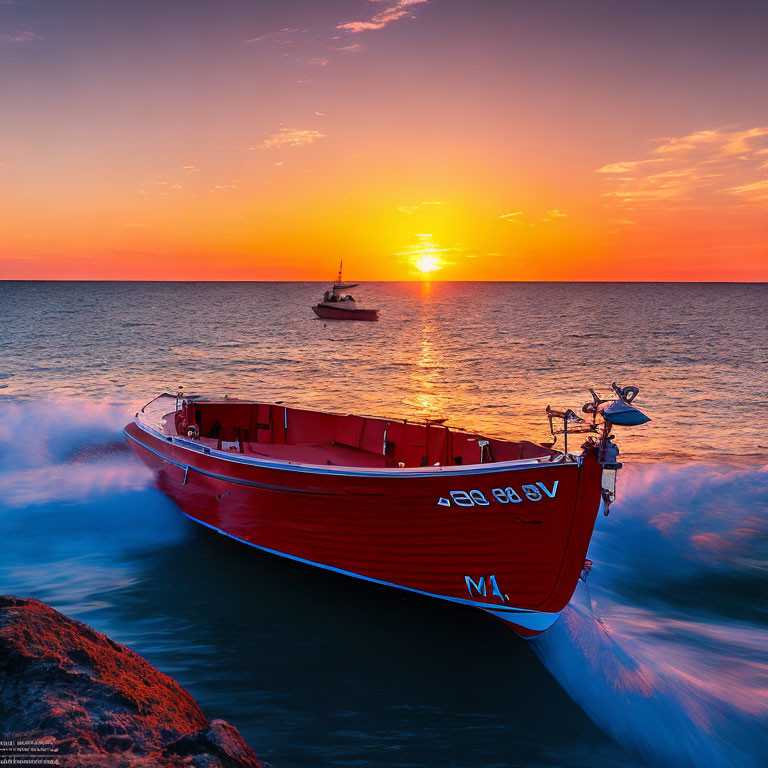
[{"left": 0, "top": 281, "right": 766, "bottom": 766}]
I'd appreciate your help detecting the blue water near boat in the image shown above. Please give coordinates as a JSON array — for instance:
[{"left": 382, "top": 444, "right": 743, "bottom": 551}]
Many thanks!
[{"left": 0, "top": 282, "right": 766, "bottom": 767}]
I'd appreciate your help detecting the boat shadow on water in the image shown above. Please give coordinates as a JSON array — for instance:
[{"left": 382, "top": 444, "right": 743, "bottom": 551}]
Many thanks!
[{"left": 113, "top": 528, "right": 626, "bottom": 768}]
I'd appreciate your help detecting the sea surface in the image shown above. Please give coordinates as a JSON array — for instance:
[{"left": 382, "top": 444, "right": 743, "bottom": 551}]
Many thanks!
[{"left": 0, "top": 281, "right": 766, "bottom": 767}]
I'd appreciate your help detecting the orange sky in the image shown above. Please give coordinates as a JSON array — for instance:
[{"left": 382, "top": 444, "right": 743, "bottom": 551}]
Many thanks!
[{"left": 1, "top": 0, "right": 766, "bottom": 281}]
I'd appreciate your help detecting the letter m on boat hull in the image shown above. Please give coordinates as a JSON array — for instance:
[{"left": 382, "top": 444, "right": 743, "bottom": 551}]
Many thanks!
[
  {"left": 465, "top": 576, "right": 486, "bottom": 596},
  {"left": 465, "top": 575, "right": 504, "bottom": 600}
]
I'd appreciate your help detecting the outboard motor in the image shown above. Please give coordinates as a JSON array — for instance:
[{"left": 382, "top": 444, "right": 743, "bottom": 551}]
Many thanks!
[
  {"left": 602, "top": 436, "right": 621, "bottom": 469},
  {"left": 546, "top": 383, "right": 650, "bottom": 513},
  {"left": 581, "top": 382, "right": 650, "bottom": 512}
]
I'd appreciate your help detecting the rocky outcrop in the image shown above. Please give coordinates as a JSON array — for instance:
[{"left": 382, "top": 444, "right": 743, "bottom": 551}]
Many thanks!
[{"left": 0, "top": 596, "right": 265, "bottom": 768}]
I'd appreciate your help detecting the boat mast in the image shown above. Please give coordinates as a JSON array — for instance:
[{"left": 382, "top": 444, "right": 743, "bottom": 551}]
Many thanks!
[{"left": 336, "top": 260, "right": 343, "bottom": 286}]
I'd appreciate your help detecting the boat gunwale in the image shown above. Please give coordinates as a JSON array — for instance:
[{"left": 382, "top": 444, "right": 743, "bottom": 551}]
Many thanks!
[
  {"left": 131, "top": 414, "right": 580, "bottom": 478},
  {"left": 140, "top": 391, "right": 567, "bottom": 450}
]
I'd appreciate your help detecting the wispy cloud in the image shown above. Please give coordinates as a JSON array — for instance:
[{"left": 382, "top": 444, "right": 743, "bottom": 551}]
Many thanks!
[
  {"left": 244, "top": 26, "right": 329, "bottom": 68},
  {"left": 245, "top": 27, "right": 302, "bottom": 46},
  {"left": 597, "top": 127, "right": 768, "bottom": 208},
  {"left": 397, "top": 201, "right": 444, "bottom": 214},
  {"left": 331, "top": 41, "right": 365, "bottom": 54},
  {"left": 597, "top": 160, "right": 664, "bottom": 175},
  {"left": 247, "top": 1, "right": 431, "bottom": 69},
  {"left": 722, "top": 179, "right": 768, "bottom": 202},
  {"left": 337, "top": 0, "right": 431, "bottom": 34},
  {"left": 652, "top": 127, "right": 768, "bottom": 158},
  {"left": 260, "top": 128, "right": 326, "bottom": 149},
  {"left": 210, "top": 181, "right": 239, "bottom": 193},
  {"left": 497, "top": 211, "right": 523, "bottom": 221},
  {"left": 3, "top": 30, "right": 43, "bottom": 43},
  {"left": 138, "top": 165, "right": 240, "bottom": 198},
  {"left": 544, "top": 209, "right": 568, "bottom": 219}
]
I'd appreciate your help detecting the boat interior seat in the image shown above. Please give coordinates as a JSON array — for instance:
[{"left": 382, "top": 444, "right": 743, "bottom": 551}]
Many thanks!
[
  {"left": 442, "top": 432, "right": 479, "bottom": 466},
  {"left": 490, "top": 439, "right": 552, "bottom": 461},
  {"left": 359, "top": 420, "right": 387, "bottom": 454},
  {"left": 243, "top": 441, "right": 387, "bottom": 468},
  {"left": 334, "top": 415, "right": 366, "bottom": 448},
  {"left": 426, "top": 426, "right": 450, "bottom": 466}
]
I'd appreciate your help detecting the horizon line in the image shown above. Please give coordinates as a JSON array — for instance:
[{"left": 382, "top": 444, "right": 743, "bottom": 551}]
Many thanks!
[{"left": 1, "top": 279, "right": 766, "bottom": 285}]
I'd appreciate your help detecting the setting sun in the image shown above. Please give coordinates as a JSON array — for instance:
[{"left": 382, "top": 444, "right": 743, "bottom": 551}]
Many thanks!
[
  {"left": 415, "top": 254, "right": 441, "bottom": 274},
  {"left": 401, "top": 233, "right": 446, "bottom": 276}
]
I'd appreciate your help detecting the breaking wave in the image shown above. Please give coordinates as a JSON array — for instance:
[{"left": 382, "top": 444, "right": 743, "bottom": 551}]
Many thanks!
[
  {"left": 0, "top": 400, "right": 188, "bottom": 616},
  {"left": 534, "top": 463, "right": 768, "bottom": 768}
]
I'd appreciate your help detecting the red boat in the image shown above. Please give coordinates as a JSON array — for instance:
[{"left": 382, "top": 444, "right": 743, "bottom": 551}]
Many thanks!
[
  {"left": 311, "top": 262, "right": 379, "bottom": 321},
  {"left": 124, "top": 385, "right": 649, "bottom": 637}
]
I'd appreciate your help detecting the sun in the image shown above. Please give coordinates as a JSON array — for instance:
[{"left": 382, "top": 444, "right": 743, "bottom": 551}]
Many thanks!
[
  {"left": 415, "top": 254, "right": 441, "bottom": 274},
  {"left": 401, "top": 233, "right": 446, "bottom": 276}
]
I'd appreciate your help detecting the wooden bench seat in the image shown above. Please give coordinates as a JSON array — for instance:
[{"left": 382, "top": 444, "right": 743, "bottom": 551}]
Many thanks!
[{"left": 243, "top": 441, "right": 388, "bottom": 468}]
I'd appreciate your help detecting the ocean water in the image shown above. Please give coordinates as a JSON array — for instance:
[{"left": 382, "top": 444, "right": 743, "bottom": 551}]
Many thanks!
[{"left": 0, "top": 281, "right": 766, "bottom": 767}]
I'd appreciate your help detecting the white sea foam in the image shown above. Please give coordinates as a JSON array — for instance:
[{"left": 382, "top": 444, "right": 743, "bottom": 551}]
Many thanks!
[{"left": 534, "top": 463, "right": 768, "bottom": 768}]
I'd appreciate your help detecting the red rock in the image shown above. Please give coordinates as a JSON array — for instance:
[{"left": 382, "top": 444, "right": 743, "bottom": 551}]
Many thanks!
[{"left": 0, "top": 596, "right": 265, "bottom": 767}]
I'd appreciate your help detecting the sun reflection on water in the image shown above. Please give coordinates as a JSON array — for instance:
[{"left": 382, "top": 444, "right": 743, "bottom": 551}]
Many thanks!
[{"left": 398, "top": 288, "right": 455, "bottom": 421}]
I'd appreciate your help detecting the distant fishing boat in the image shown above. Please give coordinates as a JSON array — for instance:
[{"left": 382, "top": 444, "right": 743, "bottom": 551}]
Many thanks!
[
  {"left": 311, "top": 261, "right": 379, "bottom": 321},
  {"left": 124, "top": 384, "right": 649, "bottom": 637}
]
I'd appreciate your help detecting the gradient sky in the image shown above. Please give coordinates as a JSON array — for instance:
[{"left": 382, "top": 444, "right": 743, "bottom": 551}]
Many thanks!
[{"left": 1, "top": 0, "right": 767, "bottom": 280}]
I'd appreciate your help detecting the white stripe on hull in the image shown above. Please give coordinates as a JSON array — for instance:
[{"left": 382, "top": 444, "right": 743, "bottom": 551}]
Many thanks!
[{"left": 483, "top": 607, "right": 561, "bottom": 634}]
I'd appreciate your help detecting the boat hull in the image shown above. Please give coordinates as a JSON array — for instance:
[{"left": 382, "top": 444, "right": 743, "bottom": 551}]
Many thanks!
[
  {"left": 312, "top": 304, "right": 379, "bottom": 321},
  {"left": 125, "top": 421, "right": 603, "bottom": 637}
]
